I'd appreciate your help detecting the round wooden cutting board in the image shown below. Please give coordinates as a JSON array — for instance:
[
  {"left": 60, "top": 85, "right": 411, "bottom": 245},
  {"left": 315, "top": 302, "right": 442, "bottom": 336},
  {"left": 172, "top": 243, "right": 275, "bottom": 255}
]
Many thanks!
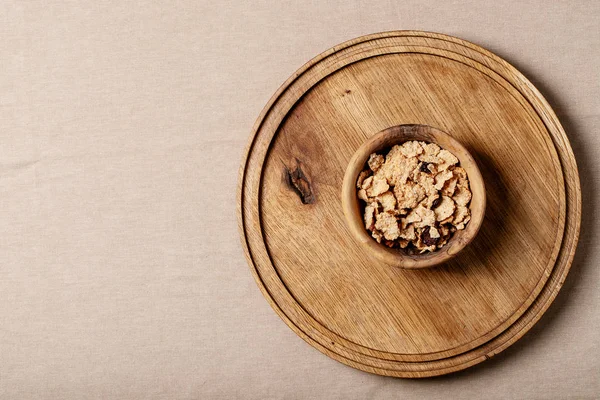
[{"left": 237, "top": 31, "right": 581, "bottom": 377}]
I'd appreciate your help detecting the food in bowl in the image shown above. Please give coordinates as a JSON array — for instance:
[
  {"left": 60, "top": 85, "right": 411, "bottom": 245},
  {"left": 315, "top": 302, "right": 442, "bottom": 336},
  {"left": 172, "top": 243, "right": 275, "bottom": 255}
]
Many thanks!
[{"left": 357, "top": 140, "right": 472, "bottom": 253}]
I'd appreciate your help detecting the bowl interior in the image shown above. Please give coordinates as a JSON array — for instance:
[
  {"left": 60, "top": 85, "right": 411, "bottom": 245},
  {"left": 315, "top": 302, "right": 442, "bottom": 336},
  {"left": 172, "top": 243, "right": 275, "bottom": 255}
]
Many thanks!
[{"left": 341, "top": 124, "right": 486, "bottom": 269}]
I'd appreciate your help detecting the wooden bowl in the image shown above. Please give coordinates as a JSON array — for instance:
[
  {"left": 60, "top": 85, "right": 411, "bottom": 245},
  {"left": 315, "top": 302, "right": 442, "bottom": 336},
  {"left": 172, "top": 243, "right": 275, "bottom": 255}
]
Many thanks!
[{"left": 341, "top": 124, "right": 486, "bottom": 269}]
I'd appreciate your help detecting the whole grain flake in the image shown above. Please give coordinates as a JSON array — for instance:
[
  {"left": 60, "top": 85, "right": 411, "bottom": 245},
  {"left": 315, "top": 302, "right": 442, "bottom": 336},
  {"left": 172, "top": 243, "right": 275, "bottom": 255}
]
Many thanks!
[{"left": 357, "top": 140, "right": 472, "bottom": 253}]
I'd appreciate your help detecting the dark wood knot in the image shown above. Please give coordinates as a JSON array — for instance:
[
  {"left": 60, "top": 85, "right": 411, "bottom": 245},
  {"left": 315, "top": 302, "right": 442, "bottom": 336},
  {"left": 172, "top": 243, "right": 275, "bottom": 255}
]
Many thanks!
[{"left": 285, "top": 158, "right": 315, "bottom": 204}]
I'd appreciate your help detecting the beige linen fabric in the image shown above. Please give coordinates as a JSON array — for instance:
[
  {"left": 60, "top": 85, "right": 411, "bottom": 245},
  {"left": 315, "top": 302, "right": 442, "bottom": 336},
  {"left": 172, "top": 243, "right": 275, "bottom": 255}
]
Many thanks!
[{"left": 0, "top": 1, "right": 598, "bottom": 398}]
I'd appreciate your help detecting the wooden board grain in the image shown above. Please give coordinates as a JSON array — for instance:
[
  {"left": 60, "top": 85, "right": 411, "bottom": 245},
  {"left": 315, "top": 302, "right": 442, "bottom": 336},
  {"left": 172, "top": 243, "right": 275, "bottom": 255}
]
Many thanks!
[{"left": 237, "top": 31, "right": 581, "bottom": 377}]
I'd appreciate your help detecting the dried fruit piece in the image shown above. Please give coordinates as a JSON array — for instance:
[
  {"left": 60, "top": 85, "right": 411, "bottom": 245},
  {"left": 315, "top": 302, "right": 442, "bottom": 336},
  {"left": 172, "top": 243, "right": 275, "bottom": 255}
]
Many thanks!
[
  {"left": 431, "top": 195, "right": 442, "bottom": 209},
  {"left": 415, "top": 227, "right": 437, "bottom": 252},
  {"left": 419, "top": 162, "right": 433, "bottom": 173},
  {"left": 421, "top": 226, "right": 439, "bottom": 246}
]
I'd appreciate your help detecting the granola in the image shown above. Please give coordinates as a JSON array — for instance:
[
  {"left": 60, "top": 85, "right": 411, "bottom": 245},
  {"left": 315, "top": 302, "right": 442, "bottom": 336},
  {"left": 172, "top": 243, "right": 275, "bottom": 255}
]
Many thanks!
[{"left": 357, "top": 140, "right": 472, "bottom": 253}]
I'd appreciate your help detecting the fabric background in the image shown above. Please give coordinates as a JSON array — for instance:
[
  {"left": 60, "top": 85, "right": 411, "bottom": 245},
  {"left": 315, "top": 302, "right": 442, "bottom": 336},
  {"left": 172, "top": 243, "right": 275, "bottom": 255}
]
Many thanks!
[{"left": 0, "top": 1, "right": 598, "bottom": 398}]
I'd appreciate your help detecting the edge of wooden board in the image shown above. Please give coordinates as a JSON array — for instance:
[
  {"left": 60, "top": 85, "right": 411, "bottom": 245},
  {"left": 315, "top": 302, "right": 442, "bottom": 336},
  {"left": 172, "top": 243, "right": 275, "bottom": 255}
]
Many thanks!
[{"left": 237, "top": 31, "right": 581, "bottom": 377}]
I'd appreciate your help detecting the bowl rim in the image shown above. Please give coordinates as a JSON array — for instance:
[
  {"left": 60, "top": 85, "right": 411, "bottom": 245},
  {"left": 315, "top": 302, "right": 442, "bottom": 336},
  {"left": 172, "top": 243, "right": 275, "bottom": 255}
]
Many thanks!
[{"left": 341, "top": 124, "right": 486, "bottom": 269}]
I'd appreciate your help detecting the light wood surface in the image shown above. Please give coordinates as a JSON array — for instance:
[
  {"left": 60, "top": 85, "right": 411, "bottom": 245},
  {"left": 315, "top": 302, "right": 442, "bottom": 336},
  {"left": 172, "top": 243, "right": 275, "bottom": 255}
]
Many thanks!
[
  {"left": 341, "top": 124, "right": 486, "bottom": 269},
  {"left": 238, "top": 31, "right": 581, "bottom": 377}
]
